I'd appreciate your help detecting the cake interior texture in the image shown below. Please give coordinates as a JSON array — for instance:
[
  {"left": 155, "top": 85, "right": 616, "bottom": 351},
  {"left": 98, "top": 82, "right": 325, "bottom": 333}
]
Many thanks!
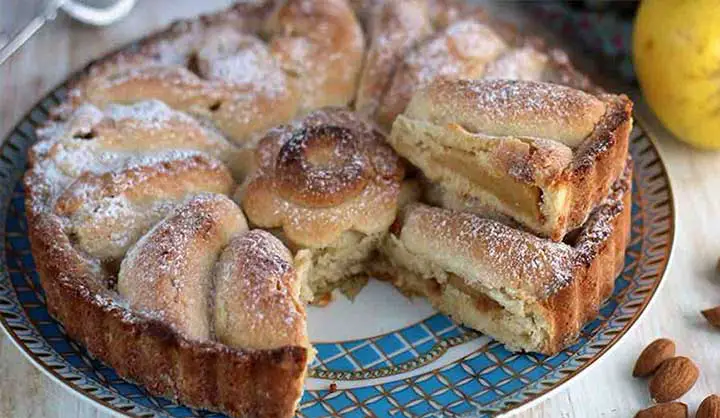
[
  {"left": 376, "top": 161, "right": 631, "bottom": 354},
  {"left": 389, "top": 78, "right": 633, "bottom": 241}
]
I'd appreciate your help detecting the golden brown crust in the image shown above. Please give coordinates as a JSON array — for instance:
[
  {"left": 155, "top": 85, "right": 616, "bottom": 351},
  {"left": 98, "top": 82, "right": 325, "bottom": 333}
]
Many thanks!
[
  {"left": 266, "top": 0, "right": 365, "bottom": 112},
  {"left": 34, "top": 101, "right": 248, "bottom": 179},
  {"left": 25, "top": 170, "right": 308, "bottom": 418},
  {"left": 275, "top": 126, "right": 371, "bottom": 208},
  {"left": 118, "top": 194, "right": 248, "bottom": 341},
  {"left": 386, "top": 161, "right": 632, "bottom": 354},
  {"left": 24, "top": 5, "right": 314, "bottom": 410},
  {"left": 58, "top": 1, "right": 298, "bottom": 147},
  {"left": 55, "top": 153, "right": 235, "bottom": 261},
  {"left": 403, "top": 79, "right": 607, "bottom": 147},
  {"left": 239, "top": 108, "right": 405, "bottom": 248},
  {"left": 538, "top": 161, "right": 632, "bottom": 352},
  {"left": 214, "top": 230, "right": 309, "bottom": 350},
  {"left": 355, "top": 0, "right": 433, "bottom": 118},
  {"left": 376, "top": 19, "right": 508, "bottom": 128},
  {"left": 561, "top": 92, "right": 632, "bottom": 239}
]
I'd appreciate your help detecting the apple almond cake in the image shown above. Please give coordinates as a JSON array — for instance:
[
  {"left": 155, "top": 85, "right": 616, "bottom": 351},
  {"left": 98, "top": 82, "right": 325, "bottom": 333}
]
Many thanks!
[{"left": 24, "top": 0, "right": 632, "bottom": 416}]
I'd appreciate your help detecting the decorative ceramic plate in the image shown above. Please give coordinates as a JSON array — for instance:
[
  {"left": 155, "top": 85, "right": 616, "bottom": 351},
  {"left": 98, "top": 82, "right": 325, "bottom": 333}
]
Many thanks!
[{"left": 0, "top": 82, "right": 674, "bottom": 417}]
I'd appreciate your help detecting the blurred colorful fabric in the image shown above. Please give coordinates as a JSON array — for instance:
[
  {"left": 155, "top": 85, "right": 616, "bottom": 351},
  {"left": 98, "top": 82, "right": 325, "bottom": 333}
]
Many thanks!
[{"left": 530, "top": 1, "right": 637, "bottom": 83}]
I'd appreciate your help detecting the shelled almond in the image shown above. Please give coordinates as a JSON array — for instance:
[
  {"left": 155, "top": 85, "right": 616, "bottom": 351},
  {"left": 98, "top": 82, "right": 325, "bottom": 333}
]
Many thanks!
[
  {"left": 632, "top": 338, "right": 710, "bottom": 417},
  {"left": 649, "top": 356, "right": 699, "bottom": 402},
  {"left": 701, "top": 306, "right": 720, "bottom": 328},
  {"left": 634, "top": 402, "right": 687, "bottom": 418},
  {"left": 697, "top": 394, "right": 720, "bottom": 418},
  {"left": 633, "top": 338, "right": 676, "bottom": 377}
]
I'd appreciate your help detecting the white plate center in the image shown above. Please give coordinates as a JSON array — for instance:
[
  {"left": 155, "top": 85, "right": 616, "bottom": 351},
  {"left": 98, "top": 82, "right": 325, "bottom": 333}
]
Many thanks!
[{"left": 307, "top": 279, "right": 437, "bottom": 342}]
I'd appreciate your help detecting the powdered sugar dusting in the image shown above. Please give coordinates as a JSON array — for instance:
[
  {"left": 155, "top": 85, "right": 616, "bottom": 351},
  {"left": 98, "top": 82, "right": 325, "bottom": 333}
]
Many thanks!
[
  {"left": 196, "top": 31, "right": 290, "bottom": 98},
  {"left": 117, "top": 193, "right": 245, "bottom": 340},
  {"left": 378, "top": 18, "right": 507, "bottom": 125},
  {"left": 483, "top": 46, "right": 549, "bottom": 81},
  {"left": 465, "top": 79, "right": 594, "bottom": 118},
  {"left": 214, "top": 229, "right": 306, "bottom": 349},
  {"left": 66, "top": 20, "right": 301, "bottom": 147},
  {"left": 266, "top": 0, "right": 365, "bottom": 111},
  {"left": 405, "top": 204, "right": 577, "bottom": 298},
  {"left": 275, "top": 125, "right": 370, "bottom": 204},
  {"left": 53, "top": 150, "right": 231, "bottom": 261},
  {"left": 241, "top": 108, "right": 403, "bottom": 248},
  {"left": 105, "top": 100, "right": 191, "bottom": 127},
  {"left": 30, "top": 99, "right": 240, "bottom": 216},
  {"left": 414, "top": 78, "right": 608, "bottom": 147},
  {"left": 356, "top": 0, "right": 432, "bottom": 115},
  {"left": 409, "top": 20, "right": 506, "bottom": 87}
]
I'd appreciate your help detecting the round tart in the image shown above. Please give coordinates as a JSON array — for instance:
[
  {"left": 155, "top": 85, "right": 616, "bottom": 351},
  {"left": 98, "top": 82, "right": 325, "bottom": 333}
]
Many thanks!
[{"left": 24, "top": 1, "right": 632, "bottom": 417}]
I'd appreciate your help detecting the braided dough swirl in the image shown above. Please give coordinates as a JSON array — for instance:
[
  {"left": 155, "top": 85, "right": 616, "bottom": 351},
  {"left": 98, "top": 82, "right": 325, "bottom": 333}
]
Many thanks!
[
  {"left": 60, "top": 0, "right": 365, "bottom": 147},
  {"left": 240, "top": 108, "right": 404, "bottom": 247}
]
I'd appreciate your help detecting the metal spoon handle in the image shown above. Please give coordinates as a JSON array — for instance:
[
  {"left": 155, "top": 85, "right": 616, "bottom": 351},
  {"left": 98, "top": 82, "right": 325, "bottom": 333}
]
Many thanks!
[
  {"left": 0, "top": 0, "right": 65, "bottom": 66},
  {"left": 0, "top": 0, "right": 136, "bottom": 66}
]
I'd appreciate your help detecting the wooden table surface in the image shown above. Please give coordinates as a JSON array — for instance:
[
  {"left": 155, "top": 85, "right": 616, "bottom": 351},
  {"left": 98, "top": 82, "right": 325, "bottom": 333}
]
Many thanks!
[{"left": 2, "top": 1, "right": 720, "bottom": 417}]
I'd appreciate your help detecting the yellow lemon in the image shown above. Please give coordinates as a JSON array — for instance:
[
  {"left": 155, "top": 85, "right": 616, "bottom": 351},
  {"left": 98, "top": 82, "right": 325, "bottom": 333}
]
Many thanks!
[{"left": 633, "top": 0, "right": 720, "bottom": 150}]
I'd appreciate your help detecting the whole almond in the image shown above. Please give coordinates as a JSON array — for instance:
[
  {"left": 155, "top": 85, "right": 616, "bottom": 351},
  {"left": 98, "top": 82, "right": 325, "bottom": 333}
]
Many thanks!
[
  {"left": 634, "top": 402, "right": 687, "bottom": 418},
  {"left": 649, "top": 356, "right": 699, "bottom": 402},
  {"left": 702, "top": 306, "right": 720, "bottom": 328},
  {"left": 697, "top": 394, "right": 720, "bottom": 418},
  {"left": 633, "top": 338, "right": 676, "bottom": 377}
]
